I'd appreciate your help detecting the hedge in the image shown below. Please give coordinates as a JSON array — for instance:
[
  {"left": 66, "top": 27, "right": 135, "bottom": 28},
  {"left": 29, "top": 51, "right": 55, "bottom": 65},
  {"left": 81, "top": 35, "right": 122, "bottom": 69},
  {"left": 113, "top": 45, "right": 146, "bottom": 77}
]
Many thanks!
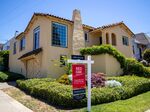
[
  {"left": 143, "top": 49, "right": 150, "bottom": 63},
  {"left": 0, "top": 71, "right": 25, "bottom": 82},
  {"left": 17, "top": 76, "right": 150, "bottom": 108},
  {"left": 123, "top": 58, "right": 150, "bottom": 77},
  {"left": 80, "top": 45, "right": 126, "bottom": 68},
  {"left": 0, "top": 50, "right": 9, "bottom": 70}
]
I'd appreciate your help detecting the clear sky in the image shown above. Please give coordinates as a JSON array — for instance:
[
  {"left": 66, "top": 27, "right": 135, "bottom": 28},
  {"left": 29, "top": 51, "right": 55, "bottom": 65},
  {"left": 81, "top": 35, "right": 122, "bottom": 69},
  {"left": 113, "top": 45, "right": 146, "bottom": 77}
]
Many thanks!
[{"left": 0, "top": 0, "right": 150, "bottom": 43}]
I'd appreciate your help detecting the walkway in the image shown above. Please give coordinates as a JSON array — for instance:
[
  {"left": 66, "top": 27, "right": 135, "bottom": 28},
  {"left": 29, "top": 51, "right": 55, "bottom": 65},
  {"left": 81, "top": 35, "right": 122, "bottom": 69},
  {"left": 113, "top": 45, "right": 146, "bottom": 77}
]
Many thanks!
[{"left": 0, "top": 82, "right": 33, "bottom": 112}]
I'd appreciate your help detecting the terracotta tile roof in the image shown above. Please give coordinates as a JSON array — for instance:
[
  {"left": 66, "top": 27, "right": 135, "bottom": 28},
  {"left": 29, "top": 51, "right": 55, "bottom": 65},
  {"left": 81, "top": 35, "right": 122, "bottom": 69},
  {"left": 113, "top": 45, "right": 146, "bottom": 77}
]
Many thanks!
[
  {"left": 34, "top": 13, "right": 95, "bottom": 29},
  {"left": 18, "top": 48, "right": 42, "bottom": 60},
  {"left": 91, "top": 21, "right": 134, "bottom": 35},
  {"left": 93, "top": 21, "right": 123, "bottom": 30}
]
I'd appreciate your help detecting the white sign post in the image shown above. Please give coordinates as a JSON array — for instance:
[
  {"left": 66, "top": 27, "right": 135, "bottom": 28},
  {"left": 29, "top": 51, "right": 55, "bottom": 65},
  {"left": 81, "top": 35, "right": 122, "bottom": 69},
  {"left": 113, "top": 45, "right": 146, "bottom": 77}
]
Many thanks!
[{"left": 68, "top": 55, "right": 94, "bottom": 112}]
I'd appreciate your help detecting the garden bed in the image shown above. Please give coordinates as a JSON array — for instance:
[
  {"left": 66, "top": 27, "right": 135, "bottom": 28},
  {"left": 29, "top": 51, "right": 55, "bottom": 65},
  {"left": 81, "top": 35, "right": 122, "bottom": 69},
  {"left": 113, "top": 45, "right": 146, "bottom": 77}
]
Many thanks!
[{"left": 17, "top": 76, "right": 150, "bottom": 108}]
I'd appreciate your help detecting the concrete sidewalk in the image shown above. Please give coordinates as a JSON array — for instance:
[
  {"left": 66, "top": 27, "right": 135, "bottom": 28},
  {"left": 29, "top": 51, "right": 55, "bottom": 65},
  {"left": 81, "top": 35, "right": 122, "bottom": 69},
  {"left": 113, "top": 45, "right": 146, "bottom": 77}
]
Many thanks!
[
  {"left": 0, "top": 90, "right": 33, "bottom": 112},
  {"left": 0, "top": 82, "right": 33, "bottom": 112},
  {"left": 0, "top": 81, "right": 16, "bottom": 89}
]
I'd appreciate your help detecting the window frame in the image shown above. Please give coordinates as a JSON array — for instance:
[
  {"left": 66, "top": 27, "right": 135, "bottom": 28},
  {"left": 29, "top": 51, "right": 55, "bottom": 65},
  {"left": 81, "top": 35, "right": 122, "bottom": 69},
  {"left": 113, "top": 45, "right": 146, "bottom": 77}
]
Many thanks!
[
  {"left": 122, "top": 36, "right": 129, "bottom": 46},
  {"left": 33, "top": 26, "right": 40, "bottom": 50},
  {"left": 51, "top": 22, "right": 68, "bottom": 48},
  {"left": 20, "top": 37, "right": 25, "bottom": 51}
]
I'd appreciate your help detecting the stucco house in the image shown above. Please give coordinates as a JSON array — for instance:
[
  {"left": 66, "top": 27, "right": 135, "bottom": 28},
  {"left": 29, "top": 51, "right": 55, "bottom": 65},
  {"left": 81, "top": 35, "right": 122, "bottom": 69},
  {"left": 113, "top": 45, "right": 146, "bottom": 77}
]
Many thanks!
[
  {"left": 9, "top": 9, "right": 134, "bottom": 78},
  {"left": 132, "top": 33, "right": 150, "bottom": 60}
]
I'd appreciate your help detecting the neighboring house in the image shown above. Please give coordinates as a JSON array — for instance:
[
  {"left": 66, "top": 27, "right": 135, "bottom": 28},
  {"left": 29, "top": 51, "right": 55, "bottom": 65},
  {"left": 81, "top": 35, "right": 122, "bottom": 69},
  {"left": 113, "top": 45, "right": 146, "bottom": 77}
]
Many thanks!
[
  {"left": 132, "top": 33, "right": 150, "bottom": 60},
  {"left": 9, "top": 9, "right": 134, "bottom": 78},
  {"left": 0, "top": 43, "right": 3, "bottom": 51},
  {"left": 2, "top": 40, "right": 10, "bottom": 51}
]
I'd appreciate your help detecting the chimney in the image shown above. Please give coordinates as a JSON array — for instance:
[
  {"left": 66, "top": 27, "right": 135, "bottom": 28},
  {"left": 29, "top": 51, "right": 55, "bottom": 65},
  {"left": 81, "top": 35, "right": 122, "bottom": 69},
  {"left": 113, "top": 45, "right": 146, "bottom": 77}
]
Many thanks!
[{"left": 72, "top": 9, "right": 85, "bottom": 55}]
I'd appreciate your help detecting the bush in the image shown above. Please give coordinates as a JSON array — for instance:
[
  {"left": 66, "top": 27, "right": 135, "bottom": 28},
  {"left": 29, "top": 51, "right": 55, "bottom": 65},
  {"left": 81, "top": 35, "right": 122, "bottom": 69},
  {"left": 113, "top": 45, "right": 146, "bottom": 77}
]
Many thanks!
[
  {"left": 57, "top": 74, "right": 70, "bottom": 85},
  {"left": 91, "top": 73, "right": 106, "bottom": 87},
  {"left": 0, "top": 71, "right": 25, "bottom": 82},
  {"left": 0, "top": 50, "right": 9, "bottom": 71},
  {"left": 123, "top": 58, "right": 150, "bottom": 77},
  {"left": 105, "top": 80, "right": 122, "bottom": 88},
  {"left": 143, "top": 49, "right": 150, "bottom": 63},
  {"left": 17, "top": 76, "right": 150, "bottom": 108},
  {"left": 80, "top": 45, "right": 126, "bottom": 68}
]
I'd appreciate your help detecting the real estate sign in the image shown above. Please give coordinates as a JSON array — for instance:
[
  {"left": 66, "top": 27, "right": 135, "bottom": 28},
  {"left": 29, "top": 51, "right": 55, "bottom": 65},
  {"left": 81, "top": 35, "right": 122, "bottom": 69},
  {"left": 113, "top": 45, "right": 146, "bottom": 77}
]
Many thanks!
[{"left": 72, "top": 64, "right": 86, "bottom": 100}]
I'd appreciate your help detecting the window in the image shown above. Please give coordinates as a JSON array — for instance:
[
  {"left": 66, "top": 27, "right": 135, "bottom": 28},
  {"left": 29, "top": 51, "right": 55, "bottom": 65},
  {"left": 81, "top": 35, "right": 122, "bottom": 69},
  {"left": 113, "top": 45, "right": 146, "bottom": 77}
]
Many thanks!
[
  {"left": 84, "top": 32, "right": 89, "bottom": 42},
  {"left": 99, "top": 37, "right": 102, "bottom": 45},
  {"left": 106, "top": 33, "right": 109, "bottom": 44},
  {"left": 33, "top": 27, "right": 40, "bottom": 50},
  {"left": 20, "top": 37, "right": 25, "bottom": 51},
  {"left": 52, "top": 22, "right": 67, "bottom": 48},
  {"left": 111, "top": 33, "right": 117, "bottom": 46},
  {"left": 60, "top": 55, "right": 67, "bottom": 66},
  {"left": 13, "top": 42, "right": 17, "bottom": 54},
  {"left": 122, "top": 36, "right": 129, "bottom": 46}
]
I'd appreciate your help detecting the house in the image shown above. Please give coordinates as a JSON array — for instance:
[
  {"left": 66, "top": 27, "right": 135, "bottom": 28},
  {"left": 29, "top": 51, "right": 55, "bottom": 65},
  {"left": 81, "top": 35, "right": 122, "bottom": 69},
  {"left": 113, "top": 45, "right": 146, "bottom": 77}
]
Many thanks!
[
  {"left": 2, "top": 40, "right": 10, "bottom": 51},
  {"left": 9, "top": 9, "right": 134, "bottom": 78},
  {"left": 132, "top": 33, "right": 150, "bottom": 60}
]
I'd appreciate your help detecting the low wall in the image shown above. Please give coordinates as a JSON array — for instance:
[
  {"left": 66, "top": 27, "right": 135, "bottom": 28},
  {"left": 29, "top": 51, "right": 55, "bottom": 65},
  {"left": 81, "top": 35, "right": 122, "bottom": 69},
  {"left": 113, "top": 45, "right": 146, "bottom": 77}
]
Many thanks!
[{"left": 91, "top": 54, "right": 123, "bottom": 76}]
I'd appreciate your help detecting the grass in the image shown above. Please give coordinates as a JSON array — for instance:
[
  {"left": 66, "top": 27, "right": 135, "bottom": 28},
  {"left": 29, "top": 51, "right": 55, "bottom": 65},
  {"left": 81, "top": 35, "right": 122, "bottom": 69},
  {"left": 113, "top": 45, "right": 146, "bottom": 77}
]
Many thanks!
[
  {"left": 79, "top": 91, "right": 150, "bottom": 112},
  {"left": 2, "top": 87, "right": 76, "bottom": 112}
]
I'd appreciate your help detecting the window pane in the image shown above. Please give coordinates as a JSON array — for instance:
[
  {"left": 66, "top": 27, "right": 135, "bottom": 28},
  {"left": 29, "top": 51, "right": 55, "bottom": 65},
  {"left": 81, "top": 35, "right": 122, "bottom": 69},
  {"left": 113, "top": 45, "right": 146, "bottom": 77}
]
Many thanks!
[
  {"left": 33, "top": 27, "right": 40, "bottom": 49},
  {"left": 52, "top": 22, "right": 67, "bottom": 47}
]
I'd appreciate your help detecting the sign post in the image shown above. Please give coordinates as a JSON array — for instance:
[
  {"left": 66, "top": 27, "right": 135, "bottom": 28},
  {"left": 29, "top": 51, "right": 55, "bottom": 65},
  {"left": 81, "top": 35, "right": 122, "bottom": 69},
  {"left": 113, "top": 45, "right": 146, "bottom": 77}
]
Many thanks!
[{"left": 68, "top": 55, "right": 94, "bottom": 112}]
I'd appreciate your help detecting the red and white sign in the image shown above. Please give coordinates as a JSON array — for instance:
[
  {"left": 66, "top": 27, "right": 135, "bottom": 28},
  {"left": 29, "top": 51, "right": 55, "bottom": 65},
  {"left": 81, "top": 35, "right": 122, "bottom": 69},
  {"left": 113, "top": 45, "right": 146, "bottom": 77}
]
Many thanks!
[{"left": 72, "top": 64, "right": 86, "bottom": 89}]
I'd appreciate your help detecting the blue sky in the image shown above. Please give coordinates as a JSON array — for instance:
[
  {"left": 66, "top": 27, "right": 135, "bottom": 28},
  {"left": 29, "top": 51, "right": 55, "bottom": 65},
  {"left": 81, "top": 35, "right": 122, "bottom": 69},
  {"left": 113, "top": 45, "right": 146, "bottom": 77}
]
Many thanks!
[{"left": 0, "top": 0, "right": 150, "bottom": 43}]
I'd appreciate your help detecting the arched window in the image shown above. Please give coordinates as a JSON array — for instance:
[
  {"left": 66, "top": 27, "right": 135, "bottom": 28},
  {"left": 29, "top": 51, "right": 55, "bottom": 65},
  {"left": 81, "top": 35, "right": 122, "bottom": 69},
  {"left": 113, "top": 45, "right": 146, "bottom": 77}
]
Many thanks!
[
  {"left": 111, "top": 33, "right": 117, "bottom": 46},
  {"left": 106, "top": 33, "right": 109, "bottom": 44}
]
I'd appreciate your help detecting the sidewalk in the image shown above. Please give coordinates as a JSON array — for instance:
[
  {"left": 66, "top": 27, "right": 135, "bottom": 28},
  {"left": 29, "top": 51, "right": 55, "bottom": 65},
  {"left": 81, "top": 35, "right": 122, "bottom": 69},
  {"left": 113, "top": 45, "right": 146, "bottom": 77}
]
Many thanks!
[{"left": 0, "top": 82, "right": 33, "bottom": 112}]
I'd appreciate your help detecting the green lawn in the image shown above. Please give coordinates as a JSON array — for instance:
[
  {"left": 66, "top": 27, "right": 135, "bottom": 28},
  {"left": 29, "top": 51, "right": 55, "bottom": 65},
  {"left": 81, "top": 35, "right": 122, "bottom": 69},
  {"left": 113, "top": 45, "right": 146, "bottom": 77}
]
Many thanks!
[{"left": 79, "top": 91, "right": 150, "bottom": 112}]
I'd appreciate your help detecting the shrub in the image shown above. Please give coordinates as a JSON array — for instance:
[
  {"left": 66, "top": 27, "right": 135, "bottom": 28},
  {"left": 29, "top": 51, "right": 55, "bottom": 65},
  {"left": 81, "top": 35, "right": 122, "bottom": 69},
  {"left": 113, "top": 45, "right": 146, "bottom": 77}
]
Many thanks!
[
  {"left": 143, "top": 49, "right": 150, "bottom": 63},
  {"left": 140, "top": 60, "right": 149, "bottom": 66},
  {"left": 17, "top": 76, "right": 150, "bottom": 108},
  {"left": 105, "top": 80, "right": 122, "bottom": 88},
  {"left": 57, "top": 74, "right": 70, "bottom": 85},
  {"left": 91, "top": 73, "right": 106, "bottom": 87},
  {"left": 0, "top": 71, "right": 25, "bottom": 82},
  {"left": 123, "top": 58, "right": 150, "bottom": 77},
  {"left": 80, "top": 45, "right": 126, "bottom": 68},
  {"left": 0, "top": 50, "right": 9, "bottom": 71}
]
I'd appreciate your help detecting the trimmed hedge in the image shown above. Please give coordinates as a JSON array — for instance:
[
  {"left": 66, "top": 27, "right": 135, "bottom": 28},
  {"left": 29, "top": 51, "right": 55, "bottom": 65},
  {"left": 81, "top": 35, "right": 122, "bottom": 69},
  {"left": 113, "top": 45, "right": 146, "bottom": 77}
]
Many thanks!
[
  {"left": 143, "top": 49, "right": 150, "bottom": 63},
  {"left": 123, "top": 58, "right": 150, "bottom": 77},
  {"left": 0, "top": 71, "right": 25, "bottom": 82},
  {"left": 17, "top": 76, "right": 150, "bottom": 108},
  {"left": 80, "top": 45, "right": 126, "bottom": 68},
  {"left": 0, "top": 50, "right": 9, "bottom": 70}
]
